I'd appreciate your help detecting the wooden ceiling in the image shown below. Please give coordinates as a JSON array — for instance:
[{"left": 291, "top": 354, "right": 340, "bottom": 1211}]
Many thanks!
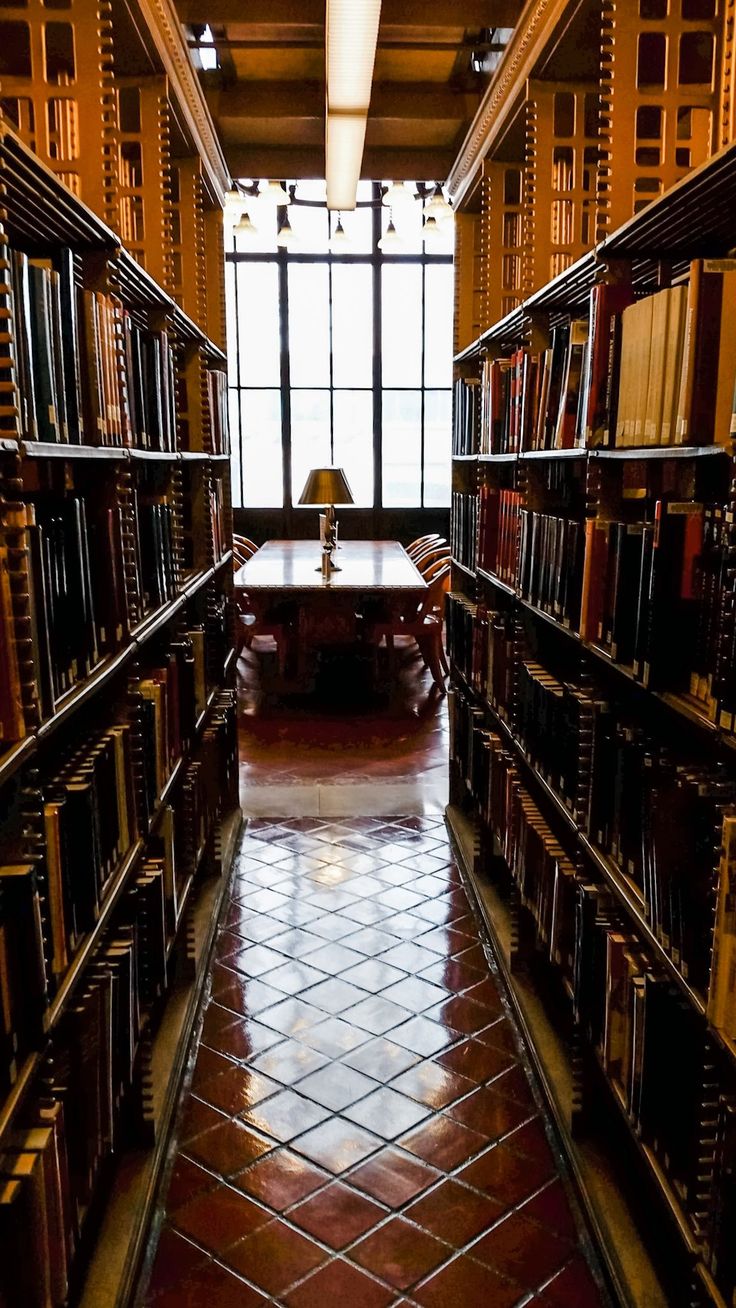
[{"left": 174, "top": 0, "right": 522, "bottom": 183}]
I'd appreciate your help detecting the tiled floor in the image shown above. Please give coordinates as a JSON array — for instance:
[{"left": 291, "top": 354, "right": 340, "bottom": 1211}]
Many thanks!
[
  {"left": 238, "top": 645, "right": 449, "bottom": 818},
  {"left": 142, "top": 816, "right": 609, "bottom": 1308}
]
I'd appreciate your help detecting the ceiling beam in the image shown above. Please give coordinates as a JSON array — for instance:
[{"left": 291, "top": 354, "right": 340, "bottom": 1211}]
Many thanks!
[
  {"left": 209, "top": 82, "right": 478, "bottom": 122},
  {"left": 178, "top": 0, "right": 515, "bottom": 26},
  {"left": 225, "top": 144, "right": 453, "bottom": 180}
]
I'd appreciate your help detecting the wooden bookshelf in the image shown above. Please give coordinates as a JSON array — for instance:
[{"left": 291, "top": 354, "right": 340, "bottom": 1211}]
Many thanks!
[
  {"left": 0, "top": 85, "right": 239, "bottom": 1308},
  {"left": 447, "top": 15, "right": 736, "bottom": 1307}
]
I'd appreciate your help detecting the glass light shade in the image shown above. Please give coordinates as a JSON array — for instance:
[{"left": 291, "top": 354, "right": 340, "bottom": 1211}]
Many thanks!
[
  {"left": 383, "top": 181, "right": 414, "bottom": 208},
  {"left": 262, "top": 180, "right": 290, "bottom": 205},
  {"left": 330, "top": 215, "right": 351, "bottom": 251},
  {"left": 422, "top": 214, "right": 450, "bottom": 247},
  {"left": 234, "top": 210, "right": 259, "bottom": 241},
  {"left": 425, "top": 186, "right": 453, "bottom": 221},
  {"left": 298, "top": 466, "right": 355, "bottom": 506},
  {"left": 276, "top": 211, "right": 298, "bottom": 248},
  {"left": 378, "top": 216, "right": 404, "bottom": 252},
  {"left": 225, "top": 186, "right": 242, "bottom": 207}
]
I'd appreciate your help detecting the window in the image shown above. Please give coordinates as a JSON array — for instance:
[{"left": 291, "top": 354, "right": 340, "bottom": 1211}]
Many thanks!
[{"left": 226, "top": 181, "right": 453, "bottom": 510}]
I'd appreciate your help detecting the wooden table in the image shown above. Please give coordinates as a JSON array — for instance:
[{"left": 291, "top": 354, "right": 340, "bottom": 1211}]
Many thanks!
[{"left": 234, "top": 540, "right": 427, "bottom": 682}]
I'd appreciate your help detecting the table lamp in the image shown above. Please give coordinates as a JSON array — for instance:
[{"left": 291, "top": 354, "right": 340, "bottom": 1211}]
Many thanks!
[{"left": 298, "top": 466, "right": 354, "bottom": 571}]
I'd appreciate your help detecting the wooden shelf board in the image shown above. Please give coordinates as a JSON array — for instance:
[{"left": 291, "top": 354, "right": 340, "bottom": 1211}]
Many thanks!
[
  {"left": 451, "top": 557, "right": 476, "bottom": 580},
  {"left": 452, "top": 453, "right": 479, "bottom": 462},
  {"left": 479, "top": 452, "right": 517, "bottom": 464},
  {"left": 20, "top": 442, "right": 129, "bottom": 461},
  {"left": 476, "top": 567, "right": 517, "bottom": 597}
]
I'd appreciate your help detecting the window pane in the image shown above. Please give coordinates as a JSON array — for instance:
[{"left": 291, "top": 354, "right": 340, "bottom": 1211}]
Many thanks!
[
  {"left": 424, "top": 263, "right": 453, "bottom": 387},
  {"left": 333, "top": 391, "right": 373, "bottom": 507},
  {"left": 424, "top": 390, "right": 451, "bottom": 508},
  {"left": 229, "top": 388, "right": 243, "bottom": 507},
  {"left": 382, "top": 265, "right": 422, "bottom": 387},
  {"left": 383, "top": 390, "right": 421, "bottom": 507},
  {"left": 236, "top": 262, "right": 280, "bottom": 386},
  {"left": 332, "top": 264, "right": 372, "bottom": 387},
  {"left": 291, "top": 390, "right": 331, "bottom": 506},
  {"left": 290, "top": 184, "right": 329, "bottom": 252},
  {"left": 289, "top": 265, "right": 329, "bottom": 386},
  {"left": 239, "top": 390, "right": 283, "bottom": 507},
  {"left": 380, "top": 186, "right": 423, "bottom": 253}
]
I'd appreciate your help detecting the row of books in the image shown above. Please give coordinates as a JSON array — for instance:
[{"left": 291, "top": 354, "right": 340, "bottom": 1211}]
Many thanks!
[
  {"left": 450, "top": 606, "right": 736, "bottom": 1004},
  {"left": 580, "top": 501, "right": 712, "bottom": 694},
  {"left": 518, "top": 510, "right": 585, "bottom": 630},
  {"left": 469, "top": 259, "right": 733, "bottom": 453},
  {"left": 0, "top": 484, "right": 192, "bottom": 748},
  {"left": 477, "top": 486, "right": 522, "bottom": 583},
  {"left": 450, "top": 492, "right": 478, "bottom": 572},
  {"left": 207, "top": 370, "right": 230, "bottom": 457},
  {"left": 450, "top": 686, "right": 710, "bottom": 1220},
  {"left": 452, "top": 378, "right": 480, "bottom": 456},
  {"left": 9, "top": 247, "right": 227, "bottom": 453},
  {"left": 445, "top": 594, "right": 515, "bottom": 721},
  {"left": 575, "top": 881, "right": 705, "bottom": 1211},
  {"left": 135, "top": 631, "right": 207, "bottom": 822},
  {"left": 480, "top": 322, "right": 589, "bottom": 454},
  {"left": 0, "top": 697, "right": 237, "bottom": 1305}
]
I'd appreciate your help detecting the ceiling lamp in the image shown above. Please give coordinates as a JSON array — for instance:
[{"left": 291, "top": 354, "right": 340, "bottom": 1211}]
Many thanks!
[
  {"left": 378, "top": 215, "right": 403, "bottom": 252},
  {"left": 262, "top": 180, "right": 290, "bottom": 205},
  {"left": 382, "top": 181, "right": 414, "bottom": 208},
  {"left": 422, "top": 215, "right": 450, "bottom": 248},
  {"left": 325, "top": 0, "right": 382, "bottom": 211},
  {"left": 425, "top": 184, "right": 453, "bottom": 222},
  {"left": 276, "top": 210, "right": 298, "bottom": 249},
  {"left": 234, "top": 210, "right": 259, "bottom": 243},
  {"left": 330, "top": 214, "right": 351, "bottom": 251}
]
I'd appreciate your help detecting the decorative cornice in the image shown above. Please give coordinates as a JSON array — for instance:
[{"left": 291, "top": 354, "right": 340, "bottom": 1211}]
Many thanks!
[
  {"left": 446, "top": 0, "right": 571, "bottom": 207},
  {"left": 134, "top": 0, "right": 230, "bottom": 202}
]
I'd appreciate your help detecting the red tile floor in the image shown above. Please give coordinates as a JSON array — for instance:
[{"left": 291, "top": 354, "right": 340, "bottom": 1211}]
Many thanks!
[{"left": 141, "top": 814, "right": 610, "bottom": 1307}]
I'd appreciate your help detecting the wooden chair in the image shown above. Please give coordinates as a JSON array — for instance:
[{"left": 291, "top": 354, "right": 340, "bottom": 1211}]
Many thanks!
[
  {"left": 368, "top": 563, "right": 451, "bottom": 692},
  {"left": 406, "top": 533, "right": 441, "bottom": 559},
  {"left": 234, "top": 588, "right": 288, "bottom": 675},
  {"left": 414, "top": 543, "right": 450, "bottom": 575},
  {"left": 234, "top": 534, "right": 259, "bottom": 556},
  {"left": 422, "top": 553, "right": 451, "bottom": 582}
]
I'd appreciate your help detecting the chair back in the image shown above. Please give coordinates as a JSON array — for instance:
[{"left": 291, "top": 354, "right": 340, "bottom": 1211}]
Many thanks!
[
  {"left": 406, "top": 533, "right": 441, "bottom": 559},
  {"left": 417, "top": 562, "right": 450, "bottom": 619},
  {"left": 412, "top": 534, "right": 446, "bottom": 560},
  {"left": 415, "top": 544, "right": 450, "bottom": 575},
  {"left": 422, "top": 553, "right": 451, "bottom": 582},
  {"left": 233, "top": 534, "right": 258, "bottom": 557}
]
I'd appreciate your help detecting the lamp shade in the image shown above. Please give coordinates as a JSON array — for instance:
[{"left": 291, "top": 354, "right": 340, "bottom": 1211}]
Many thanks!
[{"left": 298, "top": 466, "right": 354, "bottom": 506}]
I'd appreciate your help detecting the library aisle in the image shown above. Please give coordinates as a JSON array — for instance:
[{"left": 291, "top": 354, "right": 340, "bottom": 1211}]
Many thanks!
[{"left": 139, "top": 810, "right": 609, "bottom": 1303}]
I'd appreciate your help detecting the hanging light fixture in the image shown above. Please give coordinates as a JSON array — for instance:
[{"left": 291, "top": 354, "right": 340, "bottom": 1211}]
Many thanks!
[
  {"left": 382, "top": 180, "right": 414, "bottom": 209},
  {"left": 330, "top": 213, "right": 351, "bottom": 251},
  {"left": 425, "top": 184, "right": 453, "bottom": 222},
  {"left": 276, "top": 209, "right": 298, "bottom": 248},
  {"left": 262, "top": 179, "right": 291, "bottom": 205},
  {"left": 378, "top": 214, "right": 404, "bottom": 252},
  {"left": 325, "top": 0, "right": 382, "bottom": 210},
  {"left": 422, "top": 214, "right": 450, "bottom": 248},
  {"left": 234, "top": 210, "right": 260, "bottom": 243}
]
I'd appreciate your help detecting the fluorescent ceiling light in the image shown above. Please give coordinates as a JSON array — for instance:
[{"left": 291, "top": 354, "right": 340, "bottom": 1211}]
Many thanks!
[
  {"left": 327, "top": 0, "right": 382, "bottom": 111},
  {"left": 326, "top": 113, "right": 368, "bottom": 211},
  {"left": 325, "top": 0, "right": 382, "bottom": 211}
]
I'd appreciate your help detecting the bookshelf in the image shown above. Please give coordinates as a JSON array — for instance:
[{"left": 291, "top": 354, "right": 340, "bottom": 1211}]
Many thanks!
[
  {"left": 0, "top": 97, "right": 239, "bottom": 1308},
  {"left": 447, "top": 5, "right": 736, "bottom": 1303}
]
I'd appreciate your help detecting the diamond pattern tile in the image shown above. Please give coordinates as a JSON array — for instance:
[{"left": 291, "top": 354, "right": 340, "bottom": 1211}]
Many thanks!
[{"left": 143, "top": 818, "right": 609, "bottom": 1308}]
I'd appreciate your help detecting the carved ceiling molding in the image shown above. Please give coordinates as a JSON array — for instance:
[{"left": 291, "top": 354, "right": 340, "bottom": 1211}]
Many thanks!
[
  {"left": 446, "top": 0, "right": 568, "bottom": 206},
  {"left": 137, "top": 0, "right": 230, "bottom": 201}
]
